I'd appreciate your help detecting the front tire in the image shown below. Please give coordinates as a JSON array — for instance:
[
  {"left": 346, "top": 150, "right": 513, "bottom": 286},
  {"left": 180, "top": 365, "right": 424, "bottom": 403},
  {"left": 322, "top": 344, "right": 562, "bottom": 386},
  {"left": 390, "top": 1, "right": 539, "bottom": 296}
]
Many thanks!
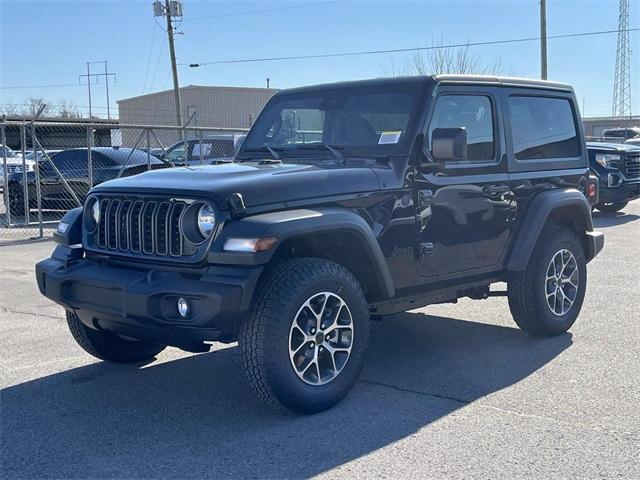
[
  {"left": 238, "top": 258, "right": 370, "bottom": 414},
  {"left": 595, "top": 201, "right": 627, "bottom": 213},
  {"left": 66, "top": 311, "right": 166, "bottom": 363},
  {"left": 508, "top": 224, "right": 587, "bottom": 337}
]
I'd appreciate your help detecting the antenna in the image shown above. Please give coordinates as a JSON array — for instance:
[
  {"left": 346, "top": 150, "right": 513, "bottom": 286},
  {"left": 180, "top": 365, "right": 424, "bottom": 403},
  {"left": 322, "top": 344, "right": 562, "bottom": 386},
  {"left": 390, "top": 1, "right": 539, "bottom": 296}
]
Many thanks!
[{"left": 612, "top": 0, "right": 632, "bottom": 117}]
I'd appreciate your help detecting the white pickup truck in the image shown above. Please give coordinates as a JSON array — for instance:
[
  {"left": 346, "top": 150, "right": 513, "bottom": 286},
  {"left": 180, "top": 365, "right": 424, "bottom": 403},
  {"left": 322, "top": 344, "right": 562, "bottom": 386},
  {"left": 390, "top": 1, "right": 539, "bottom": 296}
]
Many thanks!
[{"left": 0, "top": 145, "right": 35, "bottom": 191}]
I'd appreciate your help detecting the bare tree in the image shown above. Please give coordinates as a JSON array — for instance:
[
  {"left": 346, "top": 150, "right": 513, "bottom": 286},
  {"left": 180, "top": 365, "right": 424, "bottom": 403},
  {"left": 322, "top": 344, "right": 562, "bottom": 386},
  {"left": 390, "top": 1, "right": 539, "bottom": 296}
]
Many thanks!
[
  {"left": 384, "top": 42, "right": 510, "bottom": 77},
  {"left": 21, "top": 97, "right": 52, "bottom": 117},
  {"left": 0, "top": 102, "right": 19, "bottom": 116},
  {"left": 57, "top": 99, "right": 82, "bottom": 118}
]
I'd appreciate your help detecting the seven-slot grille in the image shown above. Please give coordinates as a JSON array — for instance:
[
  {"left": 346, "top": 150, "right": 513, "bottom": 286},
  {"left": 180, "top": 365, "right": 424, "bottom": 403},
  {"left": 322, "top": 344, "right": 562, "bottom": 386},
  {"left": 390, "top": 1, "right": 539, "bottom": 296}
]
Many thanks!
[
  {"left": 92, "top": 197, "right": 197, "bottom": 257},
  {"left": 623, "top": 154, "right": 640, "bottom": 178}
]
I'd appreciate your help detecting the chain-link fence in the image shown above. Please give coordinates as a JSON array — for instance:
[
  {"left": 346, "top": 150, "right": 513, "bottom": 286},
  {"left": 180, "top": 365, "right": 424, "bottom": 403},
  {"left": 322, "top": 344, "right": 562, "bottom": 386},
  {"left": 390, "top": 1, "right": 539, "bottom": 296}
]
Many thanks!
[{"left": 1, "top": 119, "right": 248, "bottom": 245}]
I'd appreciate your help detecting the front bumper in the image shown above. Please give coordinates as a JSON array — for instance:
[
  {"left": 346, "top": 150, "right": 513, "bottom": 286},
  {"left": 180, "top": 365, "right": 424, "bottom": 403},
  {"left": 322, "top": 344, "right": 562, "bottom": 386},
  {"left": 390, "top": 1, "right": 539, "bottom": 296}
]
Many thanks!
[
  {"left": 585, "top": 231, "right": 605, "bottom": 263},
  {"left": 598, "top": 178, "right": 640, "bottom": 203},
  {"left": 35, "top": 245, "right": 262, "bottom": 351}
]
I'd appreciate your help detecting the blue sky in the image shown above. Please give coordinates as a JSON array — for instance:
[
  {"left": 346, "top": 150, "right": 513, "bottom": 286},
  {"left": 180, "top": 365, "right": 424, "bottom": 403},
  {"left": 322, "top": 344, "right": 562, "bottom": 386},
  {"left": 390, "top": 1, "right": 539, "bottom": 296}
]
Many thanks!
[{"left": 1, "top": 0, "right": 638, "bottom": 118}]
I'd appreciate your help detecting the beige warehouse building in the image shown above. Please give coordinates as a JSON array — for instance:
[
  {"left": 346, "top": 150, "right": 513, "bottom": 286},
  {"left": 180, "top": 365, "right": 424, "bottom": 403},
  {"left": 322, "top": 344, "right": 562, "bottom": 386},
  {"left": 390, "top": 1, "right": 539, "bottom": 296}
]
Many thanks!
[{"left": 116, "top": 85, "right": 277, "bottom": 147}]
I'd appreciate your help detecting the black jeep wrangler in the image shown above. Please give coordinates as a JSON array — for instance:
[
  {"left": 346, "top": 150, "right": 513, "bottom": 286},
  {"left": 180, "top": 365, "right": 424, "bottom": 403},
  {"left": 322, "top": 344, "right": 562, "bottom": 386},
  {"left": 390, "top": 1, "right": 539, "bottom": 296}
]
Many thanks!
[
  {"left": 36, "top": 75, "right": 604, "bottom": 414},
  {"left": 587, "top": 141, "right": 640, "bottom": 213}
]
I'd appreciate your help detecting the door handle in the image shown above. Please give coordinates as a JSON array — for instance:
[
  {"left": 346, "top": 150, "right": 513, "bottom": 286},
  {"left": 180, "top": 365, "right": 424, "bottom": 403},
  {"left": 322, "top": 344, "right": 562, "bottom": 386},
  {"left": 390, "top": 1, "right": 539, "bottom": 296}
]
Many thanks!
[{"left": 482, "top": 184, "right": 510, "bottom": 197}]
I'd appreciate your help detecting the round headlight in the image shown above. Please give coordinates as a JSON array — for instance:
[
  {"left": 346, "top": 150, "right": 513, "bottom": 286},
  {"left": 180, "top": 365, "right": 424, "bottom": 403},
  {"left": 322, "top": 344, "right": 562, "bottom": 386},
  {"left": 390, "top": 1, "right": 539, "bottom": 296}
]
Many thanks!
[
  {"left": 92, "top": 199, "right": 100, "bottom": 225},
  {"left": 84, "top": 197, "right": 100, "bottom": 234},
  {"left": 197, "top": 204, "right": 216, "bottom": 237}
]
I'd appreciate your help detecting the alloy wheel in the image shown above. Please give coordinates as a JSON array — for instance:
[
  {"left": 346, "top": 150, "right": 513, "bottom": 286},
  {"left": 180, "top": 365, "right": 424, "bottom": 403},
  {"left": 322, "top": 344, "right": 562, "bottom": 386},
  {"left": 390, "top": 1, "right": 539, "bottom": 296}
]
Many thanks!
[
  {"left": 545, "top": 249, "right": 579, "bottom": 316},
  {"left": 288, "top": 292, "right": 354, "bottom": 386}
]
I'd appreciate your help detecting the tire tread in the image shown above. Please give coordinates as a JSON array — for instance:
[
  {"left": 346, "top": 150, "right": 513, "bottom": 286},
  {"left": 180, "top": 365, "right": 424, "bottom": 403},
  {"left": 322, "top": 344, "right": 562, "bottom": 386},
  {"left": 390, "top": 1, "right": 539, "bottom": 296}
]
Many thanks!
[{"left": 238, "top": 258, "right": 368, "bottom": 413}]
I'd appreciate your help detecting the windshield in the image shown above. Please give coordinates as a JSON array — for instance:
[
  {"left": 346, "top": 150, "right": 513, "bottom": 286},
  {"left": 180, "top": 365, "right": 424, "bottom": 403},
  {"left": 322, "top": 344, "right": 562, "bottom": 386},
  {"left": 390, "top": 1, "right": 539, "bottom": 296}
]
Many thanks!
[
  {"left": 238, "top": 81, "right": 425, "bottom": 160},
  {"left": 1, "top": 146, "right": 17, "bottom": 157}
]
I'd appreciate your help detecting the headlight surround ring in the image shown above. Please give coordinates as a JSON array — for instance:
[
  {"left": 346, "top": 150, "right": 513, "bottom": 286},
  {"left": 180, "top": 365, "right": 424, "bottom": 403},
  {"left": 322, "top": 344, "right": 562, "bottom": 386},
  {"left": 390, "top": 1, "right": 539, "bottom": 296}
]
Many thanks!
[
  {"left": 84, "top": 197, "right": 100, "bottom": 234},
  {"left": 180, "top": 201, "right": 219, "bottom": 245}
]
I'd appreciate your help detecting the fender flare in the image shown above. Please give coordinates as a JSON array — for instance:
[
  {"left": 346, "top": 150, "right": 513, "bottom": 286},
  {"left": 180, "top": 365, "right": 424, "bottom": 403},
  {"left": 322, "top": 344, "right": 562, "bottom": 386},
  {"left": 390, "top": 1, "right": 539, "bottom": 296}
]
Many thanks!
[
  {"left": 209, "top": 207, "right": 395, "bottom": 299},
  {"left": 53, "top": 207, "right": 83, "bottom": 246},
  {"left": 507, "top": 188, "right": 598, "bottom": 271}
]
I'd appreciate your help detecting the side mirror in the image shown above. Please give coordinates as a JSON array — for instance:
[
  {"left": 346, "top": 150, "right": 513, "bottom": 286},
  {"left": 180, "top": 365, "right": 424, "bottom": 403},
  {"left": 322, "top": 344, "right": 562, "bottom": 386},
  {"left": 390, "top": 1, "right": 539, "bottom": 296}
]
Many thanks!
[{"left": 431, "top": 127, "right": 467, "bottom": 162}]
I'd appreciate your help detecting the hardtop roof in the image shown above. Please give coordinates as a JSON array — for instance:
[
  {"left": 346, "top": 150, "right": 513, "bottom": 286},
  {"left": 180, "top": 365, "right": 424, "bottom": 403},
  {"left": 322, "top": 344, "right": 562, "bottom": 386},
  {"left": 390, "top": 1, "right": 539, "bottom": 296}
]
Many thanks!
[{"left": 275, "top": 75, "right": 573, "bottom": 96}]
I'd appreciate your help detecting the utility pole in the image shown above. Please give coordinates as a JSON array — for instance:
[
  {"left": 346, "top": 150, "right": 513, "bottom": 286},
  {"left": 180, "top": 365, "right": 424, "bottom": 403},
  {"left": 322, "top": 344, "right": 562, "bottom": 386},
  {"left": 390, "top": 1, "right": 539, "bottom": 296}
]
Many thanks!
[
  {"left": 540, "top": 0, "right": 548, "bottom": 80},
  {"left": 86, "top": 63, "right": 92, "bottom": 118},
  {"left": 154, "top": 1, "right": 183, "bottom": 131},
  {"left": 79, "top": 61, "right": 116, "bottom": 118},
  {"left": 104, "top": 61, "right": 111, "bottom": 119}
]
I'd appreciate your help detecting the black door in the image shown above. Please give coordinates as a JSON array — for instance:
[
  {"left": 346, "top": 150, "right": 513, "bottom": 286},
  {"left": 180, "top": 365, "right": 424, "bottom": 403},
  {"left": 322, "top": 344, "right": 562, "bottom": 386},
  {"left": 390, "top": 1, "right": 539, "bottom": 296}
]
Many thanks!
[{"left": 415, "top": 87, "right": 516, "bottom": 280}]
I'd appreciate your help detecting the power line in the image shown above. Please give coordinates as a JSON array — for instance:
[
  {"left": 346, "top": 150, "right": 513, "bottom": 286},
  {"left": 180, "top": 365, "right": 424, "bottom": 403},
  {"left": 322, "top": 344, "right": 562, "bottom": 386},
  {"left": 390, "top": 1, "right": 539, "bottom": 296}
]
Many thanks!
[
  {"left": 148, "top": 35, "right": 167, "bottom": 92},
  {"left": 142, "top": 22, "right": 158, "bottom": 93},
  {"left": 0, "top": 83, "right": 79, "bottom": 90},
  {"left": 188, "top": 27, "right": 640, "bottom": 67},
  {"left": 0, "top": 82, "right": 143, "bottom": 91},
  {"left": 183, "top": 0, "right": 351, "bottom": 22}
]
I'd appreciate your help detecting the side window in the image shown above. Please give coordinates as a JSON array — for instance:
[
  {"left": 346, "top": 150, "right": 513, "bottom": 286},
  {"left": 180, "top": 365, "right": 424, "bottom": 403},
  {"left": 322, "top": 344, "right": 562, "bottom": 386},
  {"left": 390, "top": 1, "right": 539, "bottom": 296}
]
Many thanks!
[
  {"left": 428, "top": 95, "right": 495, "bottom": 161},
  {"left": 50, "top": 150, "right": 87, "bottom": 176},
  {"left": 192, "top": 142, "right": 213, "bottom": 158},
  {"left": 91, "top": 152, "right": 117, "bottom": 171},
  {"left": 166, "top": 144, "right": 186, "bottom": 162},
  {"left": 508, "top": 96, "right": 579, "bottom": 160}
]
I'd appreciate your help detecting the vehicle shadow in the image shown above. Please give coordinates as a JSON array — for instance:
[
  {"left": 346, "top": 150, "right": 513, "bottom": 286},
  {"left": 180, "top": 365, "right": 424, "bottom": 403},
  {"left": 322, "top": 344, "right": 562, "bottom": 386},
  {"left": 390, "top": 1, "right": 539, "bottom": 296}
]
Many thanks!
[
  {"left": 592, "top": 212, "right": 640, "bottom": 228},
  {"left": 1, "top": 312, "right": 571, "bottom": 479}
]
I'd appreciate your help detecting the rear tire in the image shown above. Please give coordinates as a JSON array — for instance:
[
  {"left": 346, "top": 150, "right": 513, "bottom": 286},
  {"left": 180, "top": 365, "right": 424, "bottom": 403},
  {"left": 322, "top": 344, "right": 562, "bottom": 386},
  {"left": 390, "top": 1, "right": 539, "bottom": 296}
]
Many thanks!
[
  {"left": 66, "top": 311, "right": 166, "bottom": 363},
  {"left": 508, "top": 224, "right": 587, "bottom": 337},
  {"left": 8, "top": 185, "right": 24, "bottom": 217},
  {"left": 238, "top": 258, "right": 369, "bottom": 414},
  {"left": 595, "top": 201, "right": 627, "bottom": 213}
]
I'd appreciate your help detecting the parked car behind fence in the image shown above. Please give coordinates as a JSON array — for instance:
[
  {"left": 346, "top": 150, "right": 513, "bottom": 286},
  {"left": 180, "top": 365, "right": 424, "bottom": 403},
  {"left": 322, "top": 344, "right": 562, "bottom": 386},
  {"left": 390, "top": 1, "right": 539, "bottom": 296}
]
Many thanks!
[
  {"left": 1, "top": 145, "right": 35, "bottom": 190},
  {"left": 6, "top": 147, "right": 166, "bottom": 216},
  {"left": 160, "top": 134, "right": 246, "bottom": 165}
]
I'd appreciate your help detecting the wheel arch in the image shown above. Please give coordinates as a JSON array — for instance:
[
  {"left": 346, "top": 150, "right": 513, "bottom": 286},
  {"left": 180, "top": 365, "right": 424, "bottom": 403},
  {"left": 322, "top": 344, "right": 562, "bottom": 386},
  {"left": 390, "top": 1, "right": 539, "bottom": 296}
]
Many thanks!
[
  {"left": 507, "top": 188, "right": 599, "bottom": 271},
  {"left": 210, "top": 207, "right": 395, "bottom": 302}
]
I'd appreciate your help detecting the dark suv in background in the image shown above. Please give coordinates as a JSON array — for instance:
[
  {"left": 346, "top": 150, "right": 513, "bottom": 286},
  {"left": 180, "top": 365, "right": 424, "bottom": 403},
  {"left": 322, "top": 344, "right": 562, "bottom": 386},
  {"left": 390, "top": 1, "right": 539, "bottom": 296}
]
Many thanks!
[
  {"left": 7, "top": 147, "right": 165, "bottom": 215},
  {"left": 37, "top": 75, "right": 603, "bottom": 414},
  {"left": 587, "top": 141, "right": 640, "bottom": 212}
]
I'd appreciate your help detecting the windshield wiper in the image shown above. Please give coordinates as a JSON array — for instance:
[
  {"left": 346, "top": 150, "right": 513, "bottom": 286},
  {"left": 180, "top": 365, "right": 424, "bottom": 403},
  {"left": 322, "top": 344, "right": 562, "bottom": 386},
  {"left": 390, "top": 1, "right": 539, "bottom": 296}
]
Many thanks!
[
  {"left": 296, "top": 144, "right": 346, "bottom": 163},
  {"left": 239, "top": 144, "right": 282, "bottom": 162}
]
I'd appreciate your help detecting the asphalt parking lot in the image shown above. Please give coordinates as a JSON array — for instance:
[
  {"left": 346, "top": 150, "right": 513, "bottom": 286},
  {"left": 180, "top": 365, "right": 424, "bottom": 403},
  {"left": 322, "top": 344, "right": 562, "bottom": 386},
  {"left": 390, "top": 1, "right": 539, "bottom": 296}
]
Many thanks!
[{"left": 1, "top": 202, "right": 639, "bottom": 479}]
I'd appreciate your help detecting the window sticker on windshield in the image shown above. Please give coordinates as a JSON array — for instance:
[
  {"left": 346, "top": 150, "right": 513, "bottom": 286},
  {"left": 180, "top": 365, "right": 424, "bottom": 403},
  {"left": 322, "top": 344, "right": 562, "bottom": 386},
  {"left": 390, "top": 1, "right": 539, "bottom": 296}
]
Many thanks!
[{"left": 378, "top": 131, "right": 402, "bottom": 144}]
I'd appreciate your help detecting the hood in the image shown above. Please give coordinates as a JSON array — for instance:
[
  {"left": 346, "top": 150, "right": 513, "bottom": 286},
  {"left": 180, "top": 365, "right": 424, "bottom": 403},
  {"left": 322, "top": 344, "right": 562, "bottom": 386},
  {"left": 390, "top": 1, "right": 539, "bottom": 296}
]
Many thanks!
[
  {"left": 586, "top": 142, "right": 640, "bottom": 153},
  {"left": 92, "top": 161, "right": 381, "bottom": 208}
]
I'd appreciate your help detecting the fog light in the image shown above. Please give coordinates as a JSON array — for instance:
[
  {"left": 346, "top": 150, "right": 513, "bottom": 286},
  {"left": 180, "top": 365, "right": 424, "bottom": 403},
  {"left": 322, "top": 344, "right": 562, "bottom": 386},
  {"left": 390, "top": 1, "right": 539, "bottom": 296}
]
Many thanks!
[
  {"left": 177, "top": 297, "right": 189, "bottom": 318},
  {"left": 607, "top": 173, "right": 622, "bottom": 188}
]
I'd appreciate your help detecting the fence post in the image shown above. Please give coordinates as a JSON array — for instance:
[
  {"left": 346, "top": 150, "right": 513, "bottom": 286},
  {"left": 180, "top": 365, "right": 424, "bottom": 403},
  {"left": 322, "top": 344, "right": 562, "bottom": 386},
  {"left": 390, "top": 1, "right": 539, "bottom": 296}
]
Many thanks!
[
  {"left": 31, "top": 122, "right": 43, "bottom": 238},
  {"left": 1, "top": 121, "right": 9, "bottom": 226},
  {"left": 146, "top": 128, "right": 151, "bottom": 171},
  {"left": 20, "top": 124, "right": 29, "bottom": 223},
  {"left": 87, "top": 126, "right": 94, "bottom": 188}
]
